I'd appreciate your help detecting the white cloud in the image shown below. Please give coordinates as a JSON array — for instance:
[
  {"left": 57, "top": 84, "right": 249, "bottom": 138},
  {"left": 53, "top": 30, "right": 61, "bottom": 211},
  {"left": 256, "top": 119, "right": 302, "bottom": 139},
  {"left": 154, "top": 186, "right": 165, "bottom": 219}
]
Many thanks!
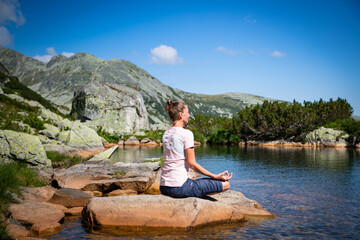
[
  {"left": 216, "top": 46, "right": 240, "bottom": 56},
  {"left": 0, "top": 0, "right": 25, "bottom": 46},
  {"left": 0, "top": 0, "right": 25, "bottom": 26},
  {"left": 150, "top": 45, "right": 183, "bottom": 65},
  {"left": 0, "top": 26, "right": 13, "bottom": 46},
  {"left": 33, "top": 47, "right": 75, "bottom": 63},
  {"left": 61, "top": 51, "right": 75, "bottom": 58},
  {"left": 244, "top": 14, "right": 256, "bottom": 23},
  {"left": 271, "top": 50, "right": 286, "bottom": 58}
]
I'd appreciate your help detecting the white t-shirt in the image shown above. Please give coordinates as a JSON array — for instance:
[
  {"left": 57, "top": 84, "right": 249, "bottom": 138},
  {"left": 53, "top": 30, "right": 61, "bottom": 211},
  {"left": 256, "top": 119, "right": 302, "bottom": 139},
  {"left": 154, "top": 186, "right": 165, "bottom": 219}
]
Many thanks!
[{"left": 160, "top": 127, "right": 194, "bottom": 187}]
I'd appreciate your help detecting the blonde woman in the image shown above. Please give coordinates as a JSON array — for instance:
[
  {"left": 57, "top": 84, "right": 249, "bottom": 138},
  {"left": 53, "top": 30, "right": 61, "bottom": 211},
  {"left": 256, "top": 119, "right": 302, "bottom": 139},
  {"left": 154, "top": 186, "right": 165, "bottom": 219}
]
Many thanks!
[{"left": 160, "top": 99, "right": 232, "bottom": 198}]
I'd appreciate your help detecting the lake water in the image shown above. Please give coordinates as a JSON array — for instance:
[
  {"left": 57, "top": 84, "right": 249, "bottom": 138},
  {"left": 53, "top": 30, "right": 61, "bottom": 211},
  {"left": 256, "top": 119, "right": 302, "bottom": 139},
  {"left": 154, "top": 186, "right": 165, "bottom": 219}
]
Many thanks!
[{"left": 45, "top": 145, "right": 360, "bottom": 239}]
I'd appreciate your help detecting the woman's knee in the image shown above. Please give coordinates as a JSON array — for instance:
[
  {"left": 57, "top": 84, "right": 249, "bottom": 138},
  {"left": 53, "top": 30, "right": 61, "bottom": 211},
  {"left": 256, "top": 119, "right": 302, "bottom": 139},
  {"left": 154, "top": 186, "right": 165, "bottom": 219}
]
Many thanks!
[{"left": 222, "top": 181, "right": 230, "bottom": 192}]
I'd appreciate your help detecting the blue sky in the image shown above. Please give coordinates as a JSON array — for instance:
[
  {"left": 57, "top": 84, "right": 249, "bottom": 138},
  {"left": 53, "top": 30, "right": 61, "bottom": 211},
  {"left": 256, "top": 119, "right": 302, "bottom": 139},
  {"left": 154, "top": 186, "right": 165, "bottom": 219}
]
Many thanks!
[{"left": 1, "top": 0, "right": 359, "bottom": 115}]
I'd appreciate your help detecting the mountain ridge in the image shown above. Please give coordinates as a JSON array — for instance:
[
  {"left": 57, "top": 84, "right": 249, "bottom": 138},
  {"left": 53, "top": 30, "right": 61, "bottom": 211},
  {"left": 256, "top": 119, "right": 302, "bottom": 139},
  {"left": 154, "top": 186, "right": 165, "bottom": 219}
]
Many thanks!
[{"left": 0, "top": 46, "right": 278, "bottom": 128}]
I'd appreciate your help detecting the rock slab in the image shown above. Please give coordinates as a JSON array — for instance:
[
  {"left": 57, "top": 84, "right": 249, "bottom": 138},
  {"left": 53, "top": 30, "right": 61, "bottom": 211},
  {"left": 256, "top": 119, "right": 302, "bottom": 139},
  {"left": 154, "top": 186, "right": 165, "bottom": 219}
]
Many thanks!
[
  {"left": 47, "top": 188, "right": 93, "bottom": 207},
  {"left": 82, "top": 190, "right": 274, "bottom": 230}
]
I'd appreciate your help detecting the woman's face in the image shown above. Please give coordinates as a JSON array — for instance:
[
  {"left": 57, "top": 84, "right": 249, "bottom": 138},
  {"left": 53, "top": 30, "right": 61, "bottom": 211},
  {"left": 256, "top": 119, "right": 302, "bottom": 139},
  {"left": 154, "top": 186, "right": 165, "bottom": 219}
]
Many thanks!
[{"left": 181, "top": 105, "right": 191, "bottom": 124}]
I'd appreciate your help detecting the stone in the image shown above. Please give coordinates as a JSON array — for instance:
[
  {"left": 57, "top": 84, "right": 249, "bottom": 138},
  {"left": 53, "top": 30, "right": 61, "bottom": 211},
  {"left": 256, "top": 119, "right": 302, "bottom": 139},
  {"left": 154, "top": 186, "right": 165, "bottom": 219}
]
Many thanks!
[
  {"left": 306, "top": 127, "right": 349, "bottom": 144},
  {"left": 125, "top": 136, "right": 140, "bottom": 145},
  {"left": 81, "top": 177, "right": 151, "bottom": 193},
  {"left": 210, "top": 190, "right": 274, "bottom": 217},
  {"left": 53, "top": 160, "right": 113, "bottom": 189},
  {"left": 39, "top": 123, "right": 60, "bottom": 139},
  {"left": 65, "top": 121, "right": 103, "bottom": 148},
  {"left": 37, "top": 108, "right": 63, "bottom": 125},
  {"left": 65, "top": 206, "right": 83, "bottom": 216},
  {"left": 20, "top": 186, "right": 56, "bottom": 202},
  {"left": 194, "top": 141, "right": 202, "bottom": 146},
  {"left": 0, "top": 130, "right": 52, "bottom": 169},
  {"left": 9, "top": 201, "right": 64, "bottom": 226},
  {"left": 7, "top": 222, "right": 31, "bottom": 239},
  {"left": 47, "top": 188, "right": 93, "bottom": 208},
  {"left": 107, "top": 189, "right": 137, "bottom": 196},
  {"left": 57, "top": 118, "right": 73, "bottom": 130},
  {"left": 82, "top": 190, "right": 273, "bottom": 230},
  {"left": 103, "top": 142, "right": 118, "bottom": 148},
  {"left": 71, "top": 82, "right": 149, "bottom": 134},
  {"left": 88, "top": 145, "right": 117, "bottom": 161},
  {"left": 42, "top": 143, "right": 78, "bottom": 155},
  {"left": 31, "top": 222, "right": 62, "bottom": 236}
]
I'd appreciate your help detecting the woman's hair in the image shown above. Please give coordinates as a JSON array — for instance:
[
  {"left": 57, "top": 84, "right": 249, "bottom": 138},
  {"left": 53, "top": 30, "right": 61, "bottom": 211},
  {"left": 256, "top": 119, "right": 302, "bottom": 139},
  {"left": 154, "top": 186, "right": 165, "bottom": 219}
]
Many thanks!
[{"left": 165, "top": 99, "right": 187, "bottom": 122}]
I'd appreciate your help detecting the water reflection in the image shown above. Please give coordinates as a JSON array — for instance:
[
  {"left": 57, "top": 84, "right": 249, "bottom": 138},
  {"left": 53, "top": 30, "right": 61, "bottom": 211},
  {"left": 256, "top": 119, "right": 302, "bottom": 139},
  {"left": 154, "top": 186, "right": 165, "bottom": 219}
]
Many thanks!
[
  {"left": 109, "top": 146, "right": 163, "bottom": 164},
  {"left": 44, "top": 145, "right": 360, "bottom": 239}
]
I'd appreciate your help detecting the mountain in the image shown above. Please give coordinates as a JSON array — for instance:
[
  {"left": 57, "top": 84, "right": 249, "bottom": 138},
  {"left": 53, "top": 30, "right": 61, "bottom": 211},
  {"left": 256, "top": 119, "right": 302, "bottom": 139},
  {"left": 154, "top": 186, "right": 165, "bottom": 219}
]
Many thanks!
[{"left": 0, "top": 46, "right": 277, "bottom": 128}]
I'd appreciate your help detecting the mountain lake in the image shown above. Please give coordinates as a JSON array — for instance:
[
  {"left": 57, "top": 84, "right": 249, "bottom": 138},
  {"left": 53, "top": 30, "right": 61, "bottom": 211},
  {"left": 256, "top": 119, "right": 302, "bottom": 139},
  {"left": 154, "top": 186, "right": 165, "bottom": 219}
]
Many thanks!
[{"left": 43, "top": 145, "right": 360, "bottom": 239}]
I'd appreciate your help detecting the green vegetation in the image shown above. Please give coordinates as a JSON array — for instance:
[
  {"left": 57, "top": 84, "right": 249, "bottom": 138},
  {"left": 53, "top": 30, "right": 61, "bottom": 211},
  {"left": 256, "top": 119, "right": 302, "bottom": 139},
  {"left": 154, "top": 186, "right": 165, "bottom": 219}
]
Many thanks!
[
  {"left": 324, "top": 118, "right": 360, "bottom": 144},
  {"left": 139, "top": 130, "right": 164, "bottom": 142},
  {"left": 0, "top": 162, "right": 46, "bottom": 239},
  {"left": 187, "top": 98, "right": 355, "bottom": 144},
  {"left": 0, "top": 71, "right": 68, "bottom": 118},
  {"left": 97, "top": 126, "right": 121, "bottom": 143},
  {"left": 0, "top": 94, "right": 49, "bottom": 133},
  {"left": 145, "top": 156, "right": 164, "bottom": 166},
  {"left": 46, "top": 151, "right": 91, "bottom": 168}
]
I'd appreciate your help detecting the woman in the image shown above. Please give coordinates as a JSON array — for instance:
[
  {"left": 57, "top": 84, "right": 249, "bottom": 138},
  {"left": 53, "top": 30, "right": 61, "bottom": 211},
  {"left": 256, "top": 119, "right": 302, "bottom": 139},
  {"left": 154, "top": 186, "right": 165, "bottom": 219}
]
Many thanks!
[{"left": 160, "top": 99, "right": 232, "bottom": 198}]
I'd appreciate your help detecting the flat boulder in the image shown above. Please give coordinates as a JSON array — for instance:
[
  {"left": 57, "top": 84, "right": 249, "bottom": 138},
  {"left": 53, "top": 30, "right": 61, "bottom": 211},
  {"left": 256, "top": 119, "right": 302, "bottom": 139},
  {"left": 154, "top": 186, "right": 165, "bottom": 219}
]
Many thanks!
[
  {"left": 20, "top": 186, "right": 57, "bottom": 202},
  {"left": 9, "top": 201, "right": 64, "bottom": 236},
  {"left": 82, "top": 190, "right": 274, "bottom": 230},
  {"left": 47, "top": 188, "right": 93, "bottom": 207}
]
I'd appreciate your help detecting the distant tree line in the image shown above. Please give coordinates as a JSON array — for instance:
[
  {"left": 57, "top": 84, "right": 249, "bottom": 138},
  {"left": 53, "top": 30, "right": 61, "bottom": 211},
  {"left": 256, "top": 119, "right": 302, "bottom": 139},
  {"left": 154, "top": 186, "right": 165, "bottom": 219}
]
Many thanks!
[{"left": 187, "top": 98, "right": 358, "bottom": 144}]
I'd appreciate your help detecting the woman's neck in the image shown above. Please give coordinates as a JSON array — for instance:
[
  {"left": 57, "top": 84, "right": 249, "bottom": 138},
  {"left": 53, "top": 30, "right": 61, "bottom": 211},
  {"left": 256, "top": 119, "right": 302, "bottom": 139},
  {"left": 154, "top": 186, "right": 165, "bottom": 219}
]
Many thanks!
[{"left": 172, "top": 120, "right": 184, "bottom": 128}]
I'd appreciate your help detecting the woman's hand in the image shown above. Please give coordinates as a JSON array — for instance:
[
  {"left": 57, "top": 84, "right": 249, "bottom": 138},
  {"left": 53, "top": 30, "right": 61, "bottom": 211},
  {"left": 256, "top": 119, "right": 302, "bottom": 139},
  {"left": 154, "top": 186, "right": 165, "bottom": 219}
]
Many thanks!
[{"left": 214, "top": 170, "right": 233, "bottom": 181}]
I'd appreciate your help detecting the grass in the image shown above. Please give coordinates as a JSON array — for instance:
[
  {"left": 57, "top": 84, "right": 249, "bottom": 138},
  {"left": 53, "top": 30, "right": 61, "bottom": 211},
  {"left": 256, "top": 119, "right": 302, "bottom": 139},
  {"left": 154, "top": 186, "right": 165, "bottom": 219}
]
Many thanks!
[
  {"left": 46, "top": 151, "right": 91, "bottom": 168},
  {"left": 0, "top": 162, "right": 47, "bottom": 239},
  {"left": 145, "top": 156, "right": 164, "bottom": 166}
]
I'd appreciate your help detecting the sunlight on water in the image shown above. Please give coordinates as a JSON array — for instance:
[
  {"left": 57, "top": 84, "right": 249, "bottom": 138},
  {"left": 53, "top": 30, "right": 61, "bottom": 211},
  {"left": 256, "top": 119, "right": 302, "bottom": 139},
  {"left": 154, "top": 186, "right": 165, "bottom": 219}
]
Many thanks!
[{"left": 45, "top": 146, "right": 360, "bottom": 239}]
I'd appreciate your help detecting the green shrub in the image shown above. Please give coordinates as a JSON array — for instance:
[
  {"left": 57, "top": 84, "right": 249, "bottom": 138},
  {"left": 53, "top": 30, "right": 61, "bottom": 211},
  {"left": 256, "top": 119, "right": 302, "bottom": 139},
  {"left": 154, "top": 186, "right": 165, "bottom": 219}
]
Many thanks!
[
  {"left": 96, "top": 126, "right": 121, "bottom": 143},
  {"left": 0, "top": 162, "right": 46, "bottom": 239},
  {"left": 141, "top": 130, "right": 165, "bottom": 141},
  {"left": 46, "top": 151, "right": 90, "bottom": 168},
  {"left": 23, "top": 115, "right": 45, "bottom": 130}
]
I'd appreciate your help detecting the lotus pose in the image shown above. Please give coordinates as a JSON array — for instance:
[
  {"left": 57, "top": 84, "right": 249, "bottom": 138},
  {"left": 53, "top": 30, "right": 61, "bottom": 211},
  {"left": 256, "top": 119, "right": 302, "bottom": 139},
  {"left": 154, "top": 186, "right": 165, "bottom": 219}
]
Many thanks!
[{"left": 160, "top": 99, "right": 232, "bottom": 198}]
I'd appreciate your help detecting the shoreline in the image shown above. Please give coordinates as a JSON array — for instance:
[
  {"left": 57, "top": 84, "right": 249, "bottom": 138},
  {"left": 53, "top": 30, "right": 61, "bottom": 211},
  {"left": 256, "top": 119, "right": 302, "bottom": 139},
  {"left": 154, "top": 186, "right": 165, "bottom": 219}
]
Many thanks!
[{"left": 238, "top": 140, "right": 360, "bottom": 149}]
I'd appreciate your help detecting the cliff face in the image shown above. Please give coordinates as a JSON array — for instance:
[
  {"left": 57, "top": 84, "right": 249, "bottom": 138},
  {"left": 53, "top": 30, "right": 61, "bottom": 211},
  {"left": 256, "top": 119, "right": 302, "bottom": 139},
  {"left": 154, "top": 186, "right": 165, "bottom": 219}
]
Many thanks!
[
  {"left": 71, "top": 82, "right": 149, "bottom": 134},
  {"left": 0, "top": 46, "right": 276, "bottom": 129}
]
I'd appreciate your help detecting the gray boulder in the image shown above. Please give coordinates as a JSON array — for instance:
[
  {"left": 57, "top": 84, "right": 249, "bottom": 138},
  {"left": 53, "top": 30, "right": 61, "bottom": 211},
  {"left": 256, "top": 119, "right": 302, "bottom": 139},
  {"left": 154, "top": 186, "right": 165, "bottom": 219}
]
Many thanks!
[
  {"left": 306, "top": 127, "right": 349, "bottom": 146},
  {"left": 0, "top": 130, "right": 52, "bottom": 169},
  {"left": 39, "top": 123, "right": 60, "bottom": 139},
  {"left": 57, "top": 121, "right": 103, "bottom": 148},
  {"left": 71, "top": 82, "right": 149, "bottom": 134}
]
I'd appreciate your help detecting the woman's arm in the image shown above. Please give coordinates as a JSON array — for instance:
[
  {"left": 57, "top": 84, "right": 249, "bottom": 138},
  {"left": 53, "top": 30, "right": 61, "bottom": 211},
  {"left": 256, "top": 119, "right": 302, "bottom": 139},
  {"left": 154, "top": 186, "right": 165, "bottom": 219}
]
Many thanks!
[{"left": 185, "top": 148, "right": 232, "bottom": 181}]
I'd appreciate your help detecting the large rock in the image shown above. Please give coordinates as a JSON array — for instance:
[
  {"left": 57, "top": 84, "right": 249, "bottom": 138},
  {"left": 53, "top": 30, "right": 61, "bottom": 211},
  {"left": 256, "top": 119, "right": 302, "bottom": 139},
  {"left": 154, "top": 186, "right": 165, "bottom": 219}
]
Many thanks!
[
  {"left": 71, "top": 82, "right": 149, "bottom": 134},
  {"left": 47, "top": 188, "right": 93, "bottom": 207},
  {"left": 37, "top": 108, "right": 63, "bottom": 124},
  {"left": 20, "top": 186, "right": 57, "bottom": 202},
  {"left": 306, "top": 127, "right": 350, "bottom": 147},
  {"left": 57, "top": 121, "right": 103, "bottom": 148},
  {"left": 0, "top": 130, "right": 52, "bottom": 169},
  {"left": 82, "top": 190, "right": 274, "bottom": 230},
  {"left": 9, "top": 201, "right": 64, "bottom": 235},
  {"left": 39, "top": 123, "right": 60, "bottom": 139}
]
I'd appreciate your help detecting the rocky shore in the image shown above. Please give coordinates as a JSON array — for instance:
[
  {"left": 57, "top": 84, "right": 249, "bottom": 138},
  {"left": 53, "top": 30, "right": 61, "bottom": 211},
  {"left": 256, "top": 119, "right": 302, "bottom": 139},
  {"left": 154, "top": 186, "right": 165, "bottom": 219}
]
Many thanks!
[{"left": 5, "top": 146, "right": 274, "bottom": 239}]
